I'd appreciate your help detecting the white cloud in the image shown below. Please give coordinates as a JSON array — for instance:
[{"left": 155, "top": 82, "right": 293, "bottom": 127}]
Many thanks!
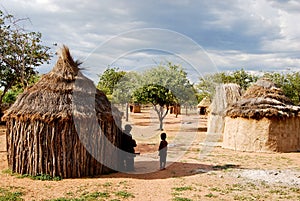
[
  {"left": 208, "top": 49, "right": 300, "bottom": 72},
  {"left": 1, "top": 0, "right": 300, "bottom": 81}
]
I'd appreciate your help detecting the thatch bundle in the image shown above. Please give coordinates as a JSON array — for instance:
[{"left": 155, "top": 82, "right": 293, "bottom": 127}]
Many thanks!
[
  {"left": 2, "top": 46, "right": 122, "bottom": 178},
  {"left": 207, "top": 83, "right": 241, "bottom": 134},
  {"left": 226, "top": 78, "right": 300, "bottom": 119}
]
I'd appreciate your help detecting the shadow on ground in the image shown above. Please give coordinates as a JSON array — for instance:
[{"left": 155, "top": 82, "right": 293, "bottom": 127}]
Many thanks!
[{"left": 99, "top": 161, "right": 239, "bottom": 180}]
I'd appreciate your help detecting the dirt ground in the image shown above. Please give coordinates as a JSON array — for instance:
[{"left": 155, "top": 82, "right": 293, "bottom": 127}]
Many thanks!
[{"left": 1, "top": 108, "right": 300, "bottom": 201}]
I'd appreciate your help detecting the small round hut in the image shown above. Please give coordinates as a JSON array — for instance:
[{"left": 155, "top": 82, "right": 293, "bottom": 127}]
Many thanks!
[
  {"left": 2, "top": 46, "right": 123, "bottom": 178},
  {"left": 223, "top": 78, "right": 300, "bottom": 152},
  {"left": 197, "top": 97, "right": 211, "bottom": 115}
]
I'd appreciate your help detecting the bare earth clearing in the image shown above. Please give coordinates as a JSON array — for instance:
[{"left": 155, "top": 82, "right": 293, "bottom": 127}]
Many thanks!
[{"left": 1, "top": 108, "right": 300, "bottom": 201}]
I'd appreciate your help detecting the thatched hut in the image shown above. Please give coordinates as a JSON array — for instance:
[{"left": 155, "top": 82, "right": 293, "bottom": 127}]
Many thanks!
[
  {"left": 197, "top": 97, "right": 211, "bottom": 115},
  {"left": 2, "top": 46, "right": 123, "bottom": 178},
  {"left": 207, "top": 84, "right": 241, "bottom": 134},
  {"left": 223, "top": 78, "right": 300, "bottom": 152}
]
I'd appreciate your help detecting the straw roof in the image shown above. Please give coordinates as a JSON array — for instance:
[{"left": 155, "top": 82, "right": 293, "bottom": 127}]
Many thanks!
[
  {"left": 2, "top": 45, "right": 119, "bottom": 123},
  {"left": 197, "top": 97, "right": 211, "bottom": 108},
  {"left": 226, "top": 78, "right": 300, "bottom": 119}
]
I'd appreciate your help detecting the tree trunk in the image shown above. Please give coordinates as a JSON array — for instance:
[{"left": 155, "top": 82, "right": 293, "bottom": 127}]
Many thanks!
[
  {"left": 125, "top": 102, "right": 129, "bottom": 122},
  {"left": 153, "top": 104, "right": 169, "bottom": 130},
  {"left": 159, "top": 118, "right": 163, "bottom": 131}
]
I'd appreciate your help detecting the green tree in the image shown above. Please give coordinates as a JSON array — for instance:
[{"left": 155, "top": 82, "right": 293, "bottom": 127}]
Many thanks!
[
  {"left": 133, "top": 62, "right": 196, "bottom": 130},
  {"left": 1, "top": 74, "right": 40, "bottom": 108},
  {"left": 112, "top": 71, "right": 142, "bottom": 121},
  {"left": 231, "top": 69, "right": 258, "bottom": 90},
  {"left": 263, "top": 72, "right": 300, "bottom": 105},
  {"left": 97, "top": 66, "right": 126, "bottom": 100},
  {"left": 134, "top": 83, "right": 175, "bottom": 130},
  {"left": 0, "top": 10, "right": 51, "bottom": 110},
  {"left": 196, "top": 69, "right": 258, "bottom": 101}
]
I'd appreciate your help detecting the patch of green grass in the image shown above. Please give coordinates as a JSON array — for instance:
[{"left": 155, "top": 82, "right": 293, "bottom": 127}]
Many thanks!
[
  {"left": 290, "top": 187, "right": 300, "bottom": 193},
  {"left": 1, "top": 169, "right": 14, "bottom": 175},
  {"left": 65, "top": 192, "right": 74, "bottom": 196},
  {"left": 82, "top": 191, "right": 110, "bottom": 200},
  {"left": 0, "top": 187, "right": 24, "bottom": 201},
  {"left": 173, "top": 186, "right": 193, "bottom": 192},
  {"left": 228, "top": 183, "right": 244, "bottom": 192},
  {"left": 269, "top": 189, "right": 288, "bottom": 195},
  {"left": 46, "top": 198, "right": 83, "bottom": 201},
  {"left": 173, "top": 197, "right": 193, "bottom": 201},
  {"left": 1, "top": 169, "right": 61, "bottom": 181},
  {"left": 46, "top": 191, "right": 110, "bottom": 201},
  {"left": 244, "top": 182, "right": 259, "bottom": 190},
  {"left": 209, "top": 187, "right": 222, "bottom": 192},
  {"left": 17, "top": 173, "right": 62, "bottom": 181},
  {"left": 114, "top": 191, "right": 134, "bottom": 199},
  {"left": 118, "top": 181, "right": 128, "bottom": 185},
  {"left": 204, "top": 193, "right": 217, "bottom": 198},
  {"left": 233, "top": 194, "right": 255, "bottom": 201},
  {"left": 260, "top": 181, "right": 270, "bottom": 188},
  {"left": 103, "top": 182, "right": 112, "bottom": 187}
]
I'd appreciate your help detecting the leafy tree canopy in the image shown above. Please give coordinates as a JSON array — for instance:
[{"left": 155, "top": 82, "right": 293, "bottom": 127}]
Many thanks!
[
  {"left": 139, "top": 62, "right": 197, "bottom": 105},
  {"left": 263, "top": 72, "right": 300, "bottom": 105},
  {"left": 133, "top": 84, "right": 175, "bottom": 106},
  {"left": 0, "top": 10, "right": 51, "bottom": 109},
  {"left": 196, "top": 69, "right": 259, "bottom": 101},
  {"left": 97, "top": 66, "right": 126, "bottom": 99},
  {"left": 112, "top": 71, "right": 142, "bottom": 104},
  {"left": 132, "top": 62, "right": 197, "bottom": 130}
]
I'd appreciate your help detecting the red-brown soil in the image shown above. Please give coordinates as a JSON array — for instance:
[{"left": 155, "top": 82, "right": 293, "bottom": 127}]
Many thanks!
[{"left": 1, "top": 109, "right": 300, "bottom": 200}]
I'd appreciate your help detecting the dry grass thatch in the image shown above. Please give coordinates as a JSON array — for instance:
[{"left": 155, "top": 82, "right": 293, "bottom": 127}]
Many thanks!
[
  {"left": 197, "top": 97, "right": 211, "bottom": 108},
  {"left": 226, "top": 78, "right": 300, "bottom": 119},
  {"left": 2, "top": 45, "right": 123, "bottom": 178},
  {"left": 2, "top": 45, "right": 121, "bottom": 123},
  {"left": 209, "top": 83, "right": 241, "bottom": 116},
  {"left": 207, "top": 83, "right": 241, "bottom": 134}
]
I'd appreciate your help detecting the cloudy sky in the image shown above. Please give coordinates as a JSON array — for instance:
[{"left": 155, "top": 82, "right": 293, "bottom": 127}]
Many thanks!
[{"left": 1, "top": 0, "right": 300, "bottom": 83}]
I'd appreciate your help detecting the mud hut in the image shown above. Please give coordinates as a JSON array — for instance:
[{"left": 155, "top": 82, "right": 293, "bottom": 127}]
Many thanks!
[
  {"left": 223, "top": 78, "right": 300, "bottom": 152},
  {"left": 207, "top": 83, "right": 241, "bottom": 134},
  {"left": 2, "top": 46, "right": 123, "bottom": 178}
]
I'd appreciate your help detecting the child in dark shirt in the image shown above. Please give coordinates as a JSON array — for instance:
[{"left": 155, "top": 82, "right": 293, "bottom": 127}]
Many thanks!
[{"left": 158, "top": 133, "right": 168, "bottom": 170}]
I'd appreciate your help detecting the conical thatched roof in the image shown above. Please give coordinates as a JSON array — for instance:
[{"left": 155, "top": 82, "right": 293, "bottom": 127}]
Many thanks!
[
  {"left": 197, "top": 97, "right": 211, "bottom": 108},
  {"left": 2, "top": 45, "right": 119, "bottom": 123},
  {"left": 226, "top": 78, "right": 300, "bottom": 119}
]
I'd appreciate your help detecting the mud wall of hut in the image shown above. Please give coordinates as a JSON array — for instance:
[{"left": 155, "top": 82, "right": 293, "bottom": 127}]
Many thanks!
[
  {"left": 222, "top": 117, "right": 300, "bottom": 152},
  {"left": 269, "top": 117, "right": 300, "bottom": 152}
]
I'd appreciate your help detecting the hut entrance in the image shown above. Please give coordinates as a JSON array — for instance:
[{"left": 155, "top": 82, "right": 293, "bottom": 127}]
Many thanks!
[{"left": 197, "top": 97, "right": 211, "bottom": 115}]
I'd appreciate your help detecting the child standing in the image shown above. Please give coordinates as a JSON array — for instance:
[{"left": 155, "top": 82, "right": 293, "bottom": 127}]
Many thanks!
[{"left": 158, "top": 133, "right": 168, "bottom": 170}]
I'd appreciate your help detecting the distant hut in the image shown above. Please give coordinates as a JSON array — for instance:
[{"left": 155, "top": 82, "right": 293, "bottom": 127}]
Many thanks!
[
  {"left": 223, "top": 78, "right": 300, "bottom": 152},
  {"left": 207, "top": 84, "right": 241, "bottom": 134},
  {"left": 2, "top": 46, "right": 122, "bottom": 178},
  {"left": 129, "top": 103, "right": 141, "bottom": 113},
  {"left": 197, "top": 97, "right": 211, "bottom": 115},
  {"left": 170, "top": 103, "right": 181, "bottom": 116}
]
